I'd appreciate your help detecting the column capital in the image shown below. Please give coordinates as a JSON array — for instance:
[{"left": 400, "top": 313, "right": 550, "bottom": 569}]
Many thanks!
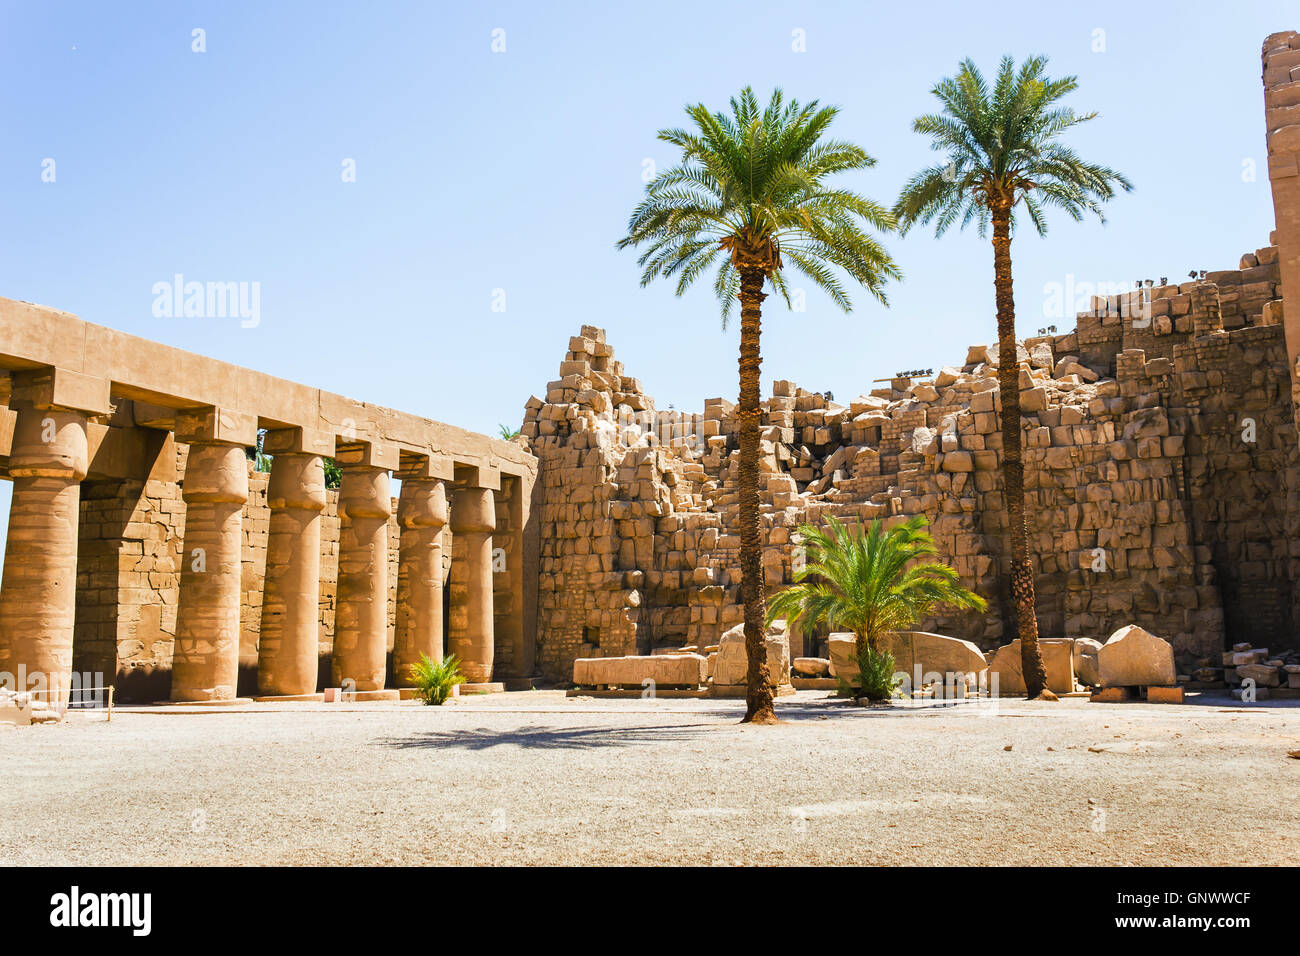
[
  {"left": 266, "top": 451, "right": 326, "bottom": 513},
  {"left": 451, "top": 485, "right": 496, "bottom": 534},
  {"left": 338, "top": 462, "right": 392, "bottom": 519},
  {"left": 398, "top": 475, "right": 447, "bottom": 529},
  {"left": 5, "top": 402, "right": 89, "bottom": 480}
]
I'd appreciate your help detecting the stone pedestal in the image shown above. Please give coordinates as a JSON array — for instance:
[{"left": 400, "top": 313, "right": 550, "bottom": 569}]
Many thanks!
[
  {"left": 0, "top": 403, "right": 89, "bottom": 704},
  {"left": 394, "top": 477, "right": 447, "bottom": 685},
  {"left": 171, "top": 441, "right": 250, "bottom": 701},
  {"left": 449, "top": 486, "right": 495, "bottom": 683},
  {"left": 332, "top": 465, "right": 391, "bottom": 691},
  {"left": 257, "top": 452, "right": 326, "bottom": 696}
]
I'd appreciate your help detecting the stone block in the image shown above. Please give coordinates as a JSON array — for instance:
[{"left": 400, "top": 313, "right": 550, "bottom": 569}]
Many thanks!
[
  {"left": 1073, "top": 637, "right": 1102, "bottom": 686},
  {"left": 713, "top": 621, "right": 790, "bottom": 687},
  {"left": 986, "top": 638, "right": 1076, "bottom": 695},
  {"left": 1098, "top": 625, "right": 1176, "bottom": 687},
  {"left": 572, "top": 653, "right": 708, "bottom": 688},
  {"left": 1145, "top": 685, "right": 1184, "bottom": 704}
]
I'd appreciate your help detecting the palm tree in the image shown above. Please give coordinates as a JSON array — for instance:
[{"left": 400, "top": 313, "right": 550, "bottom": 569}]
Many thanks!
[
  {"left": 618, "top": 88, "right": 900, "bottom": 723},
  {"left": 769, "top": 515, "right": 986, "bottom": 698},
  {"left": 893, "top": 56, "right": 1130, "bottom": 700}
]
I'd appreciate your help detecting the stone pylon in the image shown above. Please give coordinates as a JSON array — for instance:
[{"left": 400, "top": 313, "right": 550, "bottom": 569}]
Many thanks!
[
  {"left": 0, "top": 400, "right": 90, "bottom": 705},
  {"left": 393, "top": 477, "right": 448, "bottom": 685},
  {"left": 257, "top": 450, "right": 326, "bottom": 696},
  {"left": 450, "top": 486, "right": 496, "bottom": 683},
  {"left": 332, "top": 464, "right": 391, "bottom": 691}
]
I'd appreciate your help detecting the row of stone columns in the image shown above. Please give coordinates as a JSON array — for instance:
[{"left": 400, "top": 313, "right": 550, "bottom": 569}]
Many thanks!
[{"left": 0, "top": 390, "right": 506, "bottom": 703}]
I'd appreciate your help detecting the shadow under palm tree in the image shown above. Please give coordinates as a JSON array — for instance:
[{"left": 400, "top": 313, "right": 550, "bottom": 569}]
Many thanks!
[{"left": 380, "top": 722, "right": 719, "bottom": 752}]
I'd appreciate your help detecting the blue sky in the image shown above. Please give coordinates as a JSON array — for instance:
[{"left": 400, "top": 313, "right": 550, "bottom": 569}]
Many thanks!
[{"left": 0, "top": 0, "right": 1292, "bottom": 436}]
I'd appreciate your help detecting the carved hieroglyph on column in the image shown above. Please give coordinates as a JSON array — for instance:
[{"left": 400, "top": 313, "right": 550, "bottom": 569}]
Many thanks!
[
  {"left": 332, "top": 464, "right": 392, "bottom": 690},
  {"left": 0, "top": 398, "right": 90, "bottom": 703},
  {"left": 257, "top": 449, "right": 326, "bottom": 696},
  {"left": 171, "top": 434, "right": 251, "bottom": 701},
  {"left": 393, "top": 476, "right": 448, "bottom": 684},
  {"left": 450, "top": 486, "right": 496, "bottom": 683}
]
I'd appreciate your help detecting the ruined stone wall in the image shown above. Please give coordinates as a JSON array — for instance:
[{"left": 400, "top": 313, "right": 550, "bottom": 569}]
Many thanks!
[{"left": 522, "top": 249, "right": 1298, "bottom": 682}]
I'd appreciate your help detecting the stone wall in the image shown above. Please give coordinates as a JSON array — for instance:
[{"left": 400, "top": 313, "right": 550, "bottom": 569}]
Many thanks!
[{"left": 521, "top": 248, "right": 1299, "bottom": 681}]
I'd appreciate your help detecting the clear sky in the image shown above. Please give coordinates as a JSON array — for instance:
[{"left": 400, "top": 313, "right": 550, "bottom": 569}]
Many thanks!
[{"left": 0, "top": 2, "right": 1292, "bottom": 456}]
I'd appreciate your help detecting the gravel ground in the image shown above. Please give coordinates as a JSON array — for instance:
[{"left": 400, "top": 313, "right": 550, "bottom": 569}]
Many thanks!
[{"left": 2, "top": 690, "right": 1298, "bottom": 866}]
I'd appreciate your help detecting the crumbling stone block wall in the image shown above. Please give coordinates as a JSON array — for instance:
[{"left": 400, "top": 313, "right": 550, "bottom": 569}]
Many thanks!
[{"left": 522, "top": 248, "right": 1298, "bottom": 681}]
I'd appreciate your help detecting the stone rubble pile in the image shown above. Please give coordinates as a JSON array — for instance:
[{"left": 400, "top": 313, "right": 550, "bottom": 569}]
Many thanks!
[{"left": 523, "top": 245, "right": 1299, "bottom": 684}]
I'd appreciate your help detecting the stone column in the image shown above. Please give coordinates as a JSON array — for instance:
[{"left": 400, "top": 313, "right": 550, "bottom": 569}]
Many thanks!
[
  {"left": 450, "top": 486, "right": 495, "bottom": 683},
  {"left": 1264, "top": 32, "right": 1300, "bottom": 384},
  {"left": 257, "top": 451, "right": 326, "bottom": 696},
  {"left": 0, "top": 401, "right": 90, "bottom": 704},
  {"left": 332, "top": 465, "right": 392, "bottom": 690},
  {"left": 393, "top": 477, "right": 447, "bottom": 684},
  {"left": 171, "top": 438, "right": 250, "bottom": 701}
]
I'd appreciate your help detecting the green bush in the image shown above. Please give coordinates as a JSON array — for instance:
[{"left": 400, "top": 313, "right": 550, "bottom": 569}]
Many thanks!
[
  {"left": 856, "top": 646, "right": 901, "bottom": 701},
  {"left": 407, "top": 653, "right": 465, "bottom": 706}
]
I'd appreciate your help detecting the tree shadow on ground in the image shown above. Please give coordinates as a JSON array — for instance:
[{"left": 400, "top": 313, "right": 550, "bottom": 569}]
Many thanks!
[{"left": 380, "top": 722, "right": 717, "bottom": 751}]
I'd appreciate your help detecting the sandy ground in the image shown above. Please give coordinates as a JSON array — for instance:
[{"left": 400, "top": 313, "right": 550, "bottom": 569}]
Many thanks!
[{"left": 2, "top": 690, "right": 1298, "bottom": 866}]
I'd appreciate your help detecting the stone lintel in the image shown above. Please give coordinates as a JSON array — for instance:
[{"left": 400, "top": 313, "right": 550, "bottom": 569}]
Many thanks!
[{"left": 174, "top": 406, "right": 258, "bottom": 446}]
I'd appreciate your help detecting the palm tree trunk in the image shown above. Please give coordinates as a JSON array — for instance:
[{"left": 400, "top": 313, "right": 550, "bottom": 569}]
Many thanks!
[
  {"left": 738, "top": 267, "right": 776, "bottom": 724},
  {"left": 991, "top": 204, "right": 1049, "bottom": 699}
]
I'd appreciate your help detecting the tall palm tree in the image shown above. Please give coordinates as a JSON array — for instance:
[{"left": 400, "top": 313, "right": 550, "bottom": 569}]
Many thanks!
[
  {"left": 768, "top": 515, "right": 986, "bottom": 698},
  {"left": 618, "top": 88, "right": 900, "bottom": 723},
  {"left": 894, "top": 56, "right": 1130, "bottom": 700}
]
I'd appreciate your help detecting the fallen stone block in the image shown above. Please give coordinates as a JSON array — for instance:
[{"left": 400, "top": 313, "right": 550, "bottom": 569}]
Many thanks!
[
  {"left": 713, "top": 621, "right": 790, "bottom": 687},
  {"left": 1236, "top": 663, "right": 1281, "bottom": 687},
  {"left": 829, "top": 631, "right": 987, "bottom": 689},
  {"left": 1073, "top": 637, "right": 1102, "bottom": 686},
  {"left": 986, "top": 638, "right": 1075, "bottom": 695},
  {"left": 1145, "top": 685, "right": 1185, "bottom": 704},
  {"left": 572, "top": 654, "right": 708, "bottom": 688},
  {"left": 793, "top": 657, "right": 829, "bottom": 677},
  {"left": 1098, "top": 625, "right": 1176, "bottom": 688},
  {"left": 1090, "top": 686, "right": 1138, "bottom": 703}
]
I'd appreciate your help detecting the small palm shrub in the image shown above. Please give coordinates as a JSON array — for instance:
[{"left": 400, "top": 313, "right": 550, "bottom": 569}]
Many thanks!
[
  {"left": 769, "top": 514, "right": 987, "bottom": 702},
  {"left": 408, "top": 653, "right": 465, "bottom": 706},
  {"left": 854, "top": 646, "right": 902, "bottom": 702}
]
